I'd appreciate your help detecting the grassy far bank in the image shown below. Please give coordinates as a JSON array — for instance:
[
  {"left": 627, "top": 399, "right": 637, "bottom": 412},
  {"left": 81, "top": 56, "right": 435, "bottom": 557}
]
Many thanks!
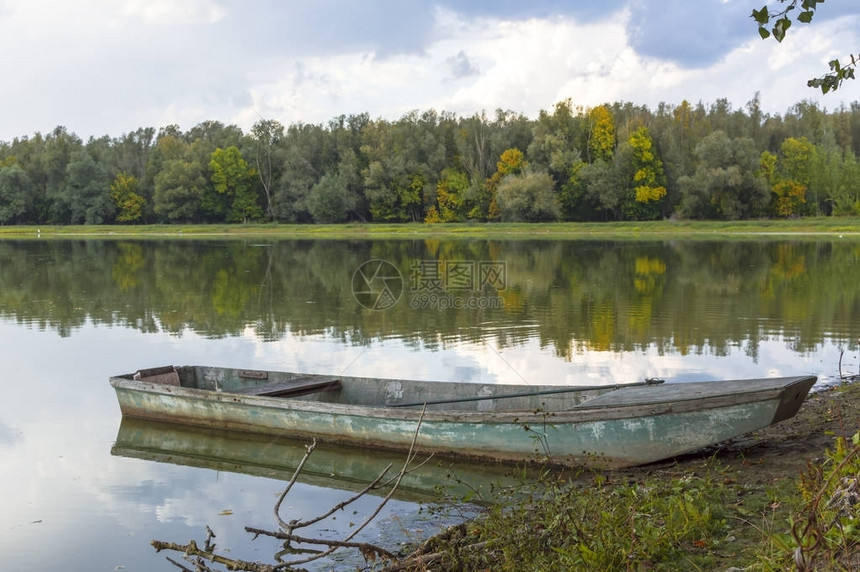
[{"left": 0, "top": 217, "right": 859, "bottom": 239}]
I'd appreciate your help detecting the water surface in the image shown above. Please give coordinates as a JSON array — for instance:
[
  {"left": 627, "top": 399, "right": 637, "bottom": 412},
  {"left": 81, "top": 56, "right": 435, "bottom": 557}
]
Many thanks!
[{"left": 1, "top": 236, "right": 858, "bottom": 570}]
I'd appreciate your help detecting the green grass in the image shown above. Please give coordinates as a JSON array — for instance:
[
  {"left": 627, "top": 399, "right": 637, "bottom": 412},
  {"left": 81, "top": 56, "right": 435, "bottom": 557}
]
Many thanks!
[
  {"left": 1, "top": 217, "right": 859, "bottom": 239},
  {"left": 439, "top": 467, "right": 739, "bottom": 571}
]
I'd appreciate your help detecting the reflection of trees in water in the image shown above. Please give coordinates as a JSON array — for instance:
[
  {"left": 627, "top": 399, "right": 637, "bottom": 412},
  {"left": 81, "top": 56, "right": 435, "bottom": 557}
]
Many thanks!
[{"left": 0, "top": 238, "right": 857, "bottom": 355}]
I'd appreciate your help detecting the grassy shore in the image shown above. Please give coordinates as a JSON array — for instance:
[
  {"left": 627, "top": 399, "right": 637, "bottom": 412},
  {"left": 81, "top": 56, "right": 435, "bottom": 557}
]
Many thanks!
[{"left": 1, "top": 217, "right": 859, "bottom": 239}]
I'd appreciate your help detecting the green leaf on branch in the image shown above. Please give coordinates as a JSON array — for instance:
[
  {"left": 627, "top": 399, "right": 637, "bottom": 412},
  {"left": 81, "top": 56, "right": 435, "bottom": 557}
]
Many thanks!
[
  {"left": 751, "top": 6, "right": 770, "bottom": 25},
  {"left": 772, "top": 17, "right": 791, "bottom": 42}
]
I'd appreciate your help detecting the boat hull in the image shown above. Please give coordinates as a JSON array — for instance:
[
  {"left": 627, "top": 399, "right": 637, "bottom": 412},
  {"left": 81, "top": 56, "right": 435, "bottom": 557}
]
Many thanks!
[{"left": 110, "top": 367, "right": 816, "bottom": 468}]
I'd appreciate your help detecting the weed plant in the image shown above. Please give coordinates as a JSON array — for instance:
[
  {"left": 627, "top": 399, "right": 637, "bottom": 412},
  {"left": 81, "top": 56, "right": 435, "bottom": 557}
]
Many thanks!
[{"left": 752, "top": 432, "right": 860, "bottom": 571}]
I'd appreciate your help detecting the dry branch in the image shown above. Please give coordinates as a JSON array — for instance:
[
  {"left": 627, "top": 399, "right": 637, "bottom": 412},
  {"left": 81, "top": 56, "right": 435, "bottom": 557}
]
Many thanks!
[
  {"left": 151, "top": 406, "right": 437, "bottom": 571},
  {"left": 151, "top": 539, "right": 278, "bottom": 572}
]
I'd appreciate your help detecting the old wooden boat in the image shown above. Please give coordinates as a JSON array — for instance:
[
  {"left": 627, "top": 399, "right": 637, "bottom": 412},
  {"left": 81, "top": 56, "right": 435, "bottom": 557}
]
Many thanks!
[{"left": 109, "top": 365, "right": 817, "bottom": 468}]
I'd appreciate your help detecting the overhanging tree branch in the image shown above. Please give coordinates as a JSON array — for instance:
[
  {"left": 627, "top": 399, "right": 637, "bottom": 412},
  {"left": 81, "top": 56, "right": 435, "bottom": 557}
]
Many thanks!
[{"left": 751, "top": 0, "right": 857, "bottom": 93}]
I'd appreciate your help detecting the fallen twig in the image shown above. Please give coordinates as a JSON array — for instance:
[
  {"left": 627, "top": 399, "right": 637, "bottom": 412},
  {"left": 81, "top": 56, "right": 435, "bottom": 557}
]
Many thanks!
[
  {"left": 165, "top": 555, "right": 195, "bottom": 572},
  {"left": 273, "top": 439, "right": 317, "bottom": 535},
  {"left": 151, "top": 539, "right": 277, "bottom": 572},
  {"left": 245, "top": 526, "right": 397, "bottom": 560}
]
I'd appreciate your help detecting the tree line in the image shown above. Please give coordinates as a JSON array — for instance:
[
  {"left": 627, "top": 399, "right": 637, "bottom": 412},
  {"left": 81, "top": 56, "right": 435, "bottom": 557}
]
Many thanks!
[{"left": 2, "top": 95, "right": 860, "bottom": 226}]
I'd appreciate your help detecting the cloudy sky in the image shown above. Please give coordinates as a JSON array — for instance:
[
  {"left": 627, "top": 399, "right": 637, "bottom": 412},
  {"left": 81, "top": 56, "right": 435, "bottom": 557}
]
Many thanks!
[{"left": 1, "top": 0, "right": 859, "bottom": 141}]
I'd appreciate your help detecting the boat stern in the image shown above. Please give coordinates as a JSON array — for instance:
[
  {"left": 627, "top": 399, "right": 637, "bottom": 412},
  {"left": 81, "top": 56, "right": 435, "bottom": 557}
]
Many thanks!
[{"left": 770, "top": 375, "right": 817, "bottom": 424}]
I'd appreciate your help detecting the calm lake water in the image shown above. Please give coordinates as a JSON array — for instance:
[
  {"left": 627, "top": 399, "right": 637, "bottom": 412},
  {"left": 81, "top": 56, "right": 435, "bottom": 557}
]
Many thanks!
[{"left": 1, "top": 236, "right": 858, "bottom": 570}]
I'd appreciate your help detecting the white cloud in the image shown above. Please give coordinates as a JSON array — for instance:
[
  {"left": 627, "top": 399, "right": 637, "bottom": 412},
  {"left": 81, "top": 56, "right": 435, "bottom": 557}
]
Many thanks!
[
  {"left": 644, "top": 14, "right": 860, "bottom": 114},
  {"left": 234, "top": 11, "right": 639, "bottom": 128},
  {"left": 120, "top": 0, "right": 226, "bottom": 25},
  {"left": 0, "top": 1, "right": 859, "bottom": 140},
  {"left": 232, "top": 7, "right": 860, "bottom": 134}
]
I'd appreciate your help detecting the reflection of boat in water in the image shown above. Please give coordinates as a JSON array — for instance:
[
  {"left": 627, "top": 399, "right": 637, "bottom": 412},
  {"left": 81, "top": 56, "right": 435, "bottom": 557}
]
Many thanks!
[
  {"left": 111, "top": 417, "right": 519, "bottom": 503},
  {"left": 110, "top": 365, "right": 817, "bottom": 468}
]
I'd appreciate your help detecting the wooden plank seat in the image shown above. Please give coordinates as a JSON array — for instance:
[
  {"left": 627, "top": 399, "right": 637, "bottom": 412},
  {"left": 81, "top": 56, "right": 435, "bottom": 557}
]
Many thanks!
[
  {"left": 133, "top": 366, "right": 180, "bottom": 386},
  {"left": 233, "top": 376, "right": 341, "bottom": 398}
]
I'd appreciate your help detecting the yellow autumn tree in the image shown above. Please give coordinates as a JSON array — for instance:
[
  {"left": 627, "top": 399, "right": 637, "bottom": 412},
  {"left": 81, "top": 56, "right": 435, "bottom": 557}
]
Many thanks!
[
  {"left": 767, "top": 136, "right": 816, "bottom": 217},
  {"left": 425, "top": 169, "right": 471, "bottom": 223},
  {"left": 629, "top": 127, "right": 667, "bottom": 203},
  {"left": 623, "top": 126, "right": 666, "bottom": 220},
  {"left": 479, "top": 148, "right": 526, "bottom": 222},
  {"left": 110, "top": 173, "right": 146, "bottom": 223},
  {"left": 588, "top": 105, "right": 615, "bottom": 163}
]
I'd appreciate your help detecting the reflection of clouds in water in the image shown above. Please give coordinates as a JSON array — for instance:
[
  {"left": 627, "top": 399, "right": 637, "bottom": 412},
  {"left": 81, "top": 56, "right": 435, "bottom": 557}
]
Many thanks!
[
  {"left": 98, "top": 460, "right": 435, "bottom": 569},
  {"left": 0, "top": 420, "right": 22, "bottom": 447}
]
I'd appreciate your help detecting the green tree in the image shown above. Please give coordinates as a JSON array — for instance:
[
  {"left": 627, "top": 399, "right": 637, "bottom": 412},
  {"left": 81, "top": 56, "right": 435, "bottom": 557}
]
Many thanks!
[
  {"left": 249, "top": 119, "right": 284, "bottom": 221},
  {"left": 208, "top": 146, "right": 260, "bottom": 223},
  {"left": 677, "top": 131, "right": 770, "bottom": 219},
  {"left": 495, "top": 171, "right": 560, "bottom": 222},
  {"left": 810, "top": 142, "right": 860, "bottom": 215},
  {"left": 143, "top": 129, "right": 192, "bottom": 222},
  {"left": 274, "top": 122, "right": 328, "bottom": 223},
  {"left": 112, "top": 127, "right": 156, "bottom": 180},
  {"left": 307, "top": 172, "right": 357, "bottom": 223},
  {"left": 43, "top": 126, "right": 83, "bottom": 223},
  {"left": 329, "top": 113, "right": 371, "bottom": 221},
  {"left": 528, "top": 99, "right": 587, "bottom": 184},
  {"left": 64, "top": 150, "right": 114, "bottom": 224},
  {"left": 110, "top": 173, "right": 145, "bottom": 223},
  {"left": 456, "top": 112, "right": 495, "bottom": 195},
  {"left": 557, "top": 157, "right": 601, "bottom": 221},
  {"left": 0, "top": 164, "right": 32, "bottom": 224},
  {"left": 187, "top": 121, "right": 244, "bottom": 152},
  {"left": 579, "top": 159, "right": 624, "bottom": 220},
  {"left": 363, "top": 156, "right": 423, "bottom": 222},
  {"left": 0, "top": 134, "right": 48, "bottom": 222},
  {"left": 153, "top": 160, "right": 205, "bottom": 222}
]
